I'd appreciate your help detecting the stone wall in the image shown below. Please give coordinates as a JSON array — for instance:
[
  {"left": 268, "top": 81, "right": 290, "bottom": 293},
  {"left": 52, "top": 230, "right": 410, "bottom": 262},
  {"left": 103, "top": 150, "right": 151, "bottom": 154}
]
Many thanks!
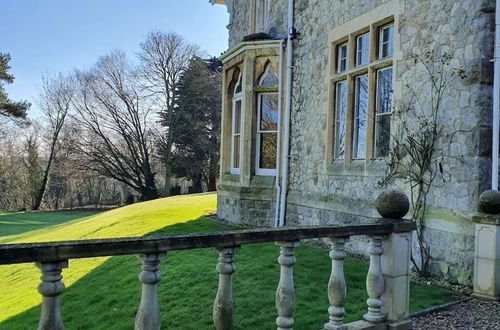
[{"left": 218, "top": 0, "right": 496, "bottom": 285}]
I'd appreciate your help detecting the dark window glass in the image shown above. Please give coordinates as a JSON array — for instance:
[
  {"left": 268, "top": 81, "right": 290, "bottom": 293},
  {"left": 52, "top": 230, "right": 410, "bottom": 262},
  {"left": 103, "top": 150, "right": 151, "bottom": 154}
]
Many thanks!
[
  {"left": 337, "top": 43, "right": 348, "bottom": 73},
  {"left": 379, "top": 24, "right": 394, "bottom": 59}
]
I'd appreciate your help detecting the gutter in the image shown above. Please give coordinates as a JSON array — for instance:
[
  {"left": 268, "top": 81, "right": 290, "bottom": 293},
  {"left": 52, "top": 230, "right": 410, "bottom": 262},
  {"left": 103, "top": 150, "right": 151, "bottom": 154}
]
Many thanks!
[
  {"left": 492, "top": 0, "right": 500, "bottom": 190},
  {"left": 276, "top": 0, "right": 295, "bottom": 227}
]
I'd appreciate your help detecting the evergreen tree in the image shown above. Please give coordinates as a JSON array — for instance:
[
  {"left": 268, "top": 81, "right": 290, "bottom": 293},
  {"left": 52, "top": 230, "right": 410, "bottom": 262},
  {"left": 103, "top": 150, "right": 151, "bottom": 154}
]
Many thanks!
[
  {"left": 0, "top": 53, "right": 30, "bottom": 120},
  {"left": 171, "top": 57, "right": 221, "bottom": 192}
]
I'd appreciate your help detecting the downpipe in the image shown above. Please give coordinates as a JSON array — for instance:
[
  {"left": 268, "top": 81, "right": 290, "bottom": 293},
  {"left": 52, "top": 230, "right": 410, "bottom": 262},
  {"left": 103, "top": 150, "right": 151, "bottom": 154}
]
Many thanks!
[
  {"left": 492, "top": 0, "right": 500, "bottom": 190},
  {"left": 275, "top": 0, "right": 295, "bottom": 227}
]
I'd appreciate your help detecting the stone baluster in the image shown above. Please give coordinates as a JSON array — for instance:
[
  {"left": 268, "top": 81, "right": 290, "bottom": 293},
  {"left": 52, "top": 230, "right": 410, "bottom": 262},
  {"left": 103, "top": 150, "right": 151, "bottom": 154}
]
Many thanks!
[
  {"left": 36, "top": 260, "right": 68, "bottom": 330},
  {"left": 364, "top": 236, "right": 385, "bottom": 323},
  {"left": 213, "top": 246, "right": 239, "bottom": 330},
  {"left": 135, "top": 253, "right": 166, "bottom": 330},
  {"left": 324, "top": 237, "right": 348, "bottom": 330},
  {"left": 276, "top": 241, "right": 299, "bottom": 330}
]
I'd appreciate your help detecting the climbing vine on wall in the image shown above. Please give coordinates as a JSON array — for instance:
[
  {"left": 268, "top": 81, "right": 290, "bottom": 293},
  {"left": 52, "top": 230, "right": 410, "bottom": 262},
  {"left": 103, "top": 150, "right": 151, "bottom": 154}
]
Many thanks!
[{"left": 380, "top": 52, "right": 466, "bottom": 275}]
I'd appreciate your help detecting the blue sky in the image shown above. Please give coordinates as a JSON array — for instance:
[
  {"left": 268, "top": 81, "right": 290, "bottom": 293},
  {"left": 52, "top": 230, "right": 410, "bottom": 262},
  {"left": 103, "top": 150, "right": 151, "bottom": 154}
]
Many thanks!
[{"left": 0, "top": 0, "right": 229, "bottom": 114}]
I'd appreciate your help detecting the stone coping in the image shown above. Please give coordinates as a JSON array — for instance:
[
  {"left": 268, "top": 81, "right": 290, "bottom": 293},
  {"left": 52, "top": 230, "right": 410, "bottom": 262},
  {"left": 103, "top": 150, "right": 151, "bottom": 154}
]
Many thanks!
[
  {"left": 471, "top": 213, "right": 500, "bottom": 225},
  {"left": 0, "top": 220, "right": 415, "bottom": 265}
]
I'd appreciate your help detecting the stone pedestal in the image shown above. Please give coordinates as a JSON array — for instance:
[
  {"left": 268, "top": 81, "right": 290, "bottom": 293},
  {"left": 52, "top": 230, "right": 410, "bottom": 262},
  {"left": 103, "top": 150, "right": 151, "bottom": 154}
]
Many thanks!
[
  {"left": 381, "top": 232, "right": 411, "bottom": 326},
  {"left": 472, "top": 213, "right": 500, "bottom": 300}
]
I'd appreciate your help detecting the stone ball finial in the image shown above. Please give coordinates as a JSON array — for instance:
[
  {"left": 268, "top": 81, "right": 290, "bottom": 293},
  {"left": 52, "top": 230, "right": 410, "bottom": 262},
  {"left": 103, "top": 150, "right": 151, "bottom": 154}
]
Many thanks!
[
  {"left": 375, "top": 190, "right": 410, "bottom": 219},
  {"left": 478, "top": 190, "right": 500, "bottom": 214}
]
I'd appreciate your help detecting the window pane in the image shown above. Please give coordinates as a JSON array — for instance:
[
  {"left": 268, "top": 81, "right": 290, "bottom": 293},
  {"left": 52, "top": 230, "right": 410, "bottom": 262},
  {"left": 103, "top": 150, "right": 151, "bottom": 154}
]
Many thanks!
[
  {"left": 259, "top": 132, "right": 277, "bottom": 169},
  {"left": 334, "top": 81, "right": 347, "bottom": 159},
  {"left": 337, "top": 43, "right": 348, "bottom": 73},
  {"left": 232, "top": 99, "right": 241, "bottom": 169},
  {"left": 353, "top": 75, "right": 368, "bottom": 159},
  {"left": 375, "top": 114, "right": 391, "bottom": 157},
  {"left": 377, "top": 68, "right": 393, "bottom": 114},
  {"left": 380, "top": 24, "right": 394, "bottom": 58},
  {"left": 234, "top": 100, "right": 241, "bottom": 134},
  {"left": 260, "top": 94, "right": 279, "bottom": 131},
  {"left": 260, "top": 65, "right": 279, "bottom": 86},
  {"left": 233, "top": 135, "right": 240, "bottom": 168},
  {"left": 356, "top": 33, "right": 369, "bottom": 66},
  {"left": 235, "top": 79, "right": 242, "bottom": 94},
  {"left": 375, "top": 68, "right": 393, "bottom": 158}
]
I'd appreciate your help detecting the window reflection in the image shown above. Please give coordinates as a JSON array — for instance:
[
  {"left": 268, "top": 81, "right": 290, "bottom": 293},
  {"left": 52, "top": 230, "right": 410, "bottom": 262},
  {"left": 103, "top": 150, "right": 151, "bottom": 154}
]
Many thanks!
[
  {"left": 334, "top": 81, "right": 347, "bottom": 159},
  {"left": 259, "top": 132, "right": 277, "bottom": 169},
  {"left": 379, "top": 24, "right": 394, "bottom": 59},
  {"left": 375, "top": 67, "right": 393, "bottom": 157},
  {"left": 258, "top": 94, "right": 278, "bottom": 169},
  {"left": 356, "top": 33, "right": 369, "bottom": 66},
  {"left": 260, "top": 64, "right": 279, "bottom": 86},
  {"left": 256, "top": 63, "right": 279, "bottom": 175},
  {"left": 260, "top": 94, "right": 279, "bottom": 131},
  {"left": 353, "top": 74, "right": 368, "bottom": 159}
]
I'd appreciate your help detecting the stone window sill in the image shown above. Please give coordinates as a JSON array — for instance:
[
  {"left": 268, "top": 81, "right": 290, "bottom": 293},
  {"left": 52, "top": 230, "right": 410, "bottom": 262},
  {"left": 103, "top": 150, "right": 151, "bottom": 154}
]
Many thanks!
[{"left": 327, "top": 158, "right": 388, "bottom": 177}]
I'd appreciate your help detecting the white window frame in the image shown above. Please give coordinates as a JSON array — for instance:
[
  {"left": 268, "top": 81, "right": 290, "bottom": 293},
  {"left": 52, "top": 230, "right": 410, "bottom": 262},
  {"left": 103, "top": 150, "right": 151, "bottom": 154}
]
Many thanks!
[
  {"left": 374, "top": 67, "right": 393, "bottom": 158},
  {"left": 255, "top": 92, "right": 279, "bottom": 176},
  {"left": 337, "top": 43, "right": 348, "bottom": 73},
  {"left": 230, "top": 76, "right": 243, "bottom": 174},
  {"left": 379, "top": 24, "right": 394, "bottom": 59},
  {"left": 356, "top": 33, "right": 369, "bottom": 66}
]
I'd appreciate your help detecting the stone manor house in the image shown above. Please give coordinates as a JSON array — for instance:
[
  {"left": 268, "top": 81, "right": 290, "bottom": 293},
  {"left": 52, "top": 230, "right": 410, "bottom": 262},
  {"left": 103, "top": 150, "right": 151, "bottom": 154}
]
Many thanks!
[{"left": 210, "top": 0, "right": 497, "bottom": 286}]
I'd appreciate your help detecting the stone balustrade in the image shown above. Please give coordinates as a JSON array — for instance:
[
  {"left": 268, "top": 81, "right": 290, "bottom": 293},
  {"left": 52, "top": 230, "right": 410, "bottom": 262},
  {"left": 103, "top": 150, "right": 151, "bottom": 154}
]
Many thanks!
[{"left": 0, "top": 191, "right": 415, "bottom": 330}]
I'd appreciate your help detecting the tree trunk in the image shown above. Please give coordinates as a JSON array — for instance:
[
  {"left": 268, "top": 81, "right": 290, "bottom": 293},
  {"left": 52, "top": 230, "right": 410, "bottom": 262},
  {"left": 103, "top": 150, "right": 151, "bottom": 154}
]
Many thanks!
[
  {"left": 33, "top": 152, "right": 55, "bottom": 210},
  {"left": 191, "top": 173, "right": 203, "bottom": 194},
  {"left": 163, "top": 139, "right": 173, "bottom": 197},
  {"left": 141, "top": 169, "right": 159, "bottom": 201},
  {"left": 207, "top": 172, "right": 217, "bottom": 192}
]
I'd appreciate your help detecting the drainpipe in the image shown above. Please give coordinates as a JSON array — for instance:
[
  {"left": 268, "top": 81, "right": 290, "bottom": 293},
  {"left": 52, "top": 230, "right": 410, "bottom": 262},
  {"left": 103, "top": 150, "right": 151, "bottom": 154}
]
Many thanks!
[
  {"left": 492, "top": 0, "right": 500, "bottom": 190},
  {"left": 276, "top": 0, "right": 295, "bottom": 227}
]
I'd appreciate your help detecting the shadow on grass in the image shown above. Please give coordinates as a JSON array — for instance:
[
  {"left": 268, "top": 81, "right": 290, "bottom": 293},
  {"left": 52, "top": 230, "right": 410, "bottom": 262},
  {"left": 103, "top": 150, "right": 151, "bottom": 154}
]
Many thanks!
[
  {"left": 0, "top": 210, "right": 104, "bottom": 239},
  {"left": 0, "top": 218, "right": 451, "bottom": 330}
]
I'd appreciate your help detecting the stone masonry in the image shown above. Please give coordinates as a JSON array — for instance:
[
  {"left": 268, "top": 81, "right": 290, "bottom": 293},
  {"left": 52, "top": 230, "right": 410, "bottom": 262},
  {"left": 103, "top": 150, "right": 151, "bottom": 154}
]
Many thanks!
[{"left": 217, "top": 0, "right": 496, "bottom": 286}]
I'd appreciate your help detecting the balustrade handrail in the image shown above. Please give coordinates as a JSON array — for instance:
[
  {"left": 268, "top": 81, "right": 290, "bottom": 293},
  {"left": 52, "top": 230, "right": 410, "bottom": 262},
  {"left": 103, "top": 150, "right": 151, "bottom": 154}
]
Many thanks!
[{"left": 0, "top": 220, "right": 415, "bottom": 265}]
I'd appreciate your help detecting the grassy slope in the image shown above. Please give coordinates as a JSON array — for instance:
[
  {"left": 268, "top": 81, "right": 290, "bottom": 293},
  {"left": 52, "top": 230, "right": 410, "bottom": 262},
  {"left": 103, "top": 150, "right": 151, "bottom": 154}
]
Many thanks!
[
  {"left": 0, "top": 210, "right": 101, "bottom": 241},
  {"left": 0, "top": 193, "right": 450, "bottom": 329},
  {"left": 0, "top": 193, "right": 217, "bottom": 323}
]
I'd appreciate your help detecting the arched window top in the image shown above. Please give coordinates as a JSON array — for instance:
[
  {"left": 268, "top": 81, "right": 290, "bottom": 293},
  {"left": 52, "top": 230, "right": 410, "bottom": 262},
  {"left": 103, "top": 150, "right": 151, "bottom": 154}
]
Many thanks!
[
  {"left": 234, "top": 74, "right": 242, "bottom": 96},
  {"left": 259, "top": 64, "right": 278, "bottom": 86}
]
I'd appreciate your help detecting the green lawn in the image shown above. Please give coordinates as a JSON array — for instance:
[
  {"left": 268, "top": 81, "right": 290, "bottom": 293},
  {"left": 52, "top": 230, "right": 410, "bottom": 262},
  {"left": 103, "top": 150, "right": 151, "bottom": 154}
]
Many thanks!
[
  {"left": 0, "top": 193, "right": 451, "bottom": 329},
  {"left": 0, "top": 210, "right": 101, "bottom": 242}
]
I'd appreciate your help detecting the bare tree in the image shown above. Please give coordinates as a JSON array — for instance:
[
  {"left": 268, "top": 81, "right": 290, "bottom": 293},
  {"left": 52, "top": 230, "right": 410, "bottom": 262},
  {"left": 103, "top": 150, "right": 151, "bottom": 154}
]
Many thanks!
[
  {"left": 33, "top": 73, "right": 73, "bottom": 210},
  {"left": 138, "top": 31, "right": 199, "bottom": 195},
  {"left": 72, "top": 51, "right": 159, "bottom": 201}
]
